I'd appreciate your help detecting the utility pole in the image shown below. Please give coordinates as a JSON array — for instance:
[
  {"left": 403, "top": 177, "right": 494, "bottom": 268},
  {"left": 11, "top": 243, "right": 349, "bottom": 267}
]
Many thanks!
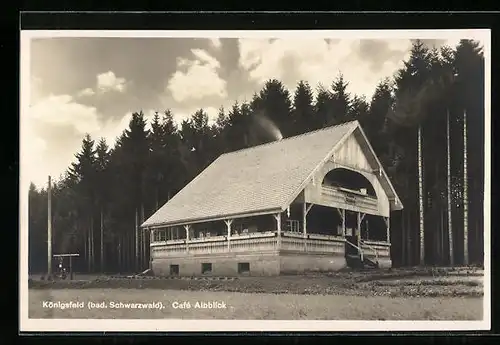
[{"left": 47, "top": 175, "right": 52, "bottom": 277}]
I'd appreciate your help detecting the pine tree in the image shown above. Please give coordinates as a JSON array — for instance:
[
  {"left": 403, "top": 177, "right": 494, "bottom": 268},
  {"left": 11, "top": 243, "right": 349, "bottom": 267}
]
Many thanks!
[
  {"left": 95, "top": 137, "right": 111, "bottom": 272},
  {"left": 314, "top": 84, "right": 333, "bottom": 129},
  {"left": 251, "top": 79, "right": 293, "bottom": 138},
  {"left": 292, "top": 80, "right": 315, "bottom": 135},
  {"left": 68, "top": 134, "right": 97, "bottom": 272},
  {"left": 330, "top": 73, "right": 351, "bottom": 124}
]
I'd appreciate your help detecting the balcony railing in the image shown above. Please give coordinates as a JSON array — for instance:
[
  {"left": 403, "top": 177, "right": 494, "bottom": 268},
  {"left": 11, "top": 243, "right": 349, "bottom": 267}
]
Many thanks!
[
  {"left": 151, "top": 231, "right": 389, "bottom": 259},
  {"left": 321, "top": 185, "right": 378, "bottom": 213}
]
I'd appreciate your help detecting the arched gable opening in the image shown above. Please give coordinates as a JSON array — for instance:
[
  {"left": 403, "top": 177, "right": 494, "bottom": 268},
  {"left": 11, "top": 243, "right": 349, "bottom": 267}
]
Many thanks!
[{"left": 322, "top": 168, "right": 377, "bottom": 198}]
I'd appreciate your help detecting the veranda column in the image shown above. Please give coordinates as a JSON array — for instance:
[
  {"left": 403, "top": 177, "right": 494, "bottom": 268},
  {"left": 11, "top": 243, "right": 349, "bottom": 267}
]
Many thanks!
[
  {"left": 357, "top": 212, "right": 361, "bottom": 248},
  {"left": 342, "top": 209, "right": 346, "bottom": 236},
  {"left": 303, "top": 202, "right": 307, "bottom": 239},
  {"left": 384, "top": 217, "right": 390, "bottom": 243},
  {"left": 184, "top": 225, "right": 190, "bottom": 253},
  {"left": 366, "top": 220, "right": 370, "bottom": 241},
  {"left": 224, "top": 219, "right": 233, "bottom": 252},
  {"left": 149, "top": 228, "right": 153, "bottom": 269},
  {"left": 303, "top": 202, "right": 313, "bottom": 252},
  {"left": 358, "top": 213, "right": 366, "bottom": 241},
  {"left": 274, "top": 213, "right": 282, "bottom": 249}
]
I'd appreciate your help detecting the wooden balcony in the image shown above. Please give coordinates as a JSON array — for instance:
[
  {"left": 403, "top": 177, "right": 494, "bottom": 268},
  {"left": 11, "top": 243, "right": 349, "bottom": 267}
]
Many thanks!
[
  {"left": 319, "top": 185, "right": 379, "bottom": 215},
  {"left": 151, "top": 231, "right": 389, "bottom": 259}
]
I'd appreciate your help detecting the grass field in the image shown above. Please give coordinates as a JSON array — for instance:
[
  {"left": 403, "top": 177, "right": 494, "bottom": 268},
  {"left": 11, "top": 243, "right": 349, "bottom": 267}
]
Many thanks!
[{"left": 29, "top": 288, "right": 483, "bottom": 320}]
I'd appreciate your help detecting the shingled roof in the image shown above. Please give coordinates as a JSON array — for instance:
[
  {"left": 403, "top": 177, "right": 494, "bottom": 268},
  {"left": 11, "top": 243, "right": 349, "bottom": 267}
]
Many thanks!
[{"left": 141, "top": 120, "right": 401, "bottom": 228}]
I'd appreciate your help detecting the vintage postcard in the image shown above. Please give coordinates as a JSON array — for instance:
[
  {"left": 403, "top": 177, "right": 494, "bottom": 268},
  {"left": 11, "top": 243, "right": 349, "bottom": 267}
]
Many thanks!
[{"left": 19, "top": 28, "right": 491, "bottom": 332}]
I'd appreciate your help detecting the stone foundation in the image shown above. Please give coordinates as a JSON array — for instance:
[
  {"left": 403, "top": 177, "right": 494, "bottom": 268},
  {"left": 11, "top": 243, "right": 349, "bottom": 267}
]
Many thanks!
[{"left": 150, "top": 250, "right": 375, "bottom": 276}]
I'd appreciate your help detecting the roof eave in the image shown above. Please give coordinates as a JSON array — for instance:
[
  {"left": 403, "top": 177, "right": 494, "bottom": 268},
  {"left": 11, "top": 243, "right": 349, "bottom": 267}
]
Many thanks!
[
  {"left": 141, "top": 206, "right": 283, "bottom": 229},
  {"left": 354, "top": 125, "right": 403, "bottom": 204}
]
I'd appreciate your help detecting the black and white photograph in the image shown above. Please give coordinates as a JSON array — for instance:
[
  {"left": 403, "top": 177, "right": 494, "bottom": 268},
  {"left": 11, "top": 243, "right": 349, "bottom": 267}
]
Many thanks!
[{"left": 19, "top": 29, "right": 490, "bottom": 332}]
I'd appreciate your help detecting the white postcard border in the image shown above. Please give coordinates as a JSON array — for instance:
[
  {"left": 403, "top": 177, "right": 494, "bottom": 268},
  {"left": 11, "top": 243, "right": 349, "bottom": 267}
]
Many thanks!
[{"left": 19, "top": 28, "right": 491, "bottom": 333}]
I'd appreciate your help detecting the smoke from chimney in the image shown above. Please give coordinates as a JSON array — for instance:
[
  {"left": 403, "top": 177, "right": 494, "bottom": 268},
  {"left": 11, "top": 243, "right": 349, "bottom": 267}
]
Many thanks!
[{"left": 253, "top": 112, "right": 283, "bottom": 141}]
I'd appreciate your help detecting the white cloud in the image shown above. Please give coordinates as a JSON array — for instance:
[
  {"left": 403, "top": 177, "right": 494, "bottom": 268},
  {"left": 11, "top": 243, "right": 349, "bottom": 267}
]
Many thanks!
[
  {"left": 166, "top": 49, "right": 227, "bottom": 103},
  {"left": 77, "top": 87, "right": 95, "bottom": 97},
  {"left": 209, "top": 38, "right": 222, "bottom": 49},
  {"left": 238, "top": 38, "right": 413, "bottom": 100},
  {"left": 29, "top": 94, "right": 101, "bottom": 134},
  {"left": 24, "top": 90, "right": 159, "bottom": 187},
  {"left": 97, "top": 71, "right": 127, "bottom": 93},
  {"left": 191, "top": 49, "right": 220, "bottom": 69}
]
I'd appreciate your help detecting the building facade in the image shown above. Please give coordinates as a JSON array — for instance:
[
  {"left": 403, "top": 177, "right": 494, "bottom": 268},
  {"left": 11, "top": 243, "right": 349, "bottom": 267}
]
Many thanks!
[{"left": 141, "top": 121, "right": 403, "bottom": 276}]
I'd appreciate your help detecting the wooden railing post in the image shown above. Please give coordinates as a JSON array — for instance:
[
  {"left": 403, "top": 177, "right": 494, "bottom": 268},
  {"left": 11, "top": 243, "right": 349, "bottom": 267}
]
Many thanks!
[
  {"left": 224, "top": 219, "right": 233, "bottom": 252},
  {"left": 273, "top": 213, "right": 282, "bottom": 250},
  {"left": 184, "top": 225, "right": 190, "bottom": 253},
  {"left": 303, "top": 203, "right": 313, "bottom": 252}
]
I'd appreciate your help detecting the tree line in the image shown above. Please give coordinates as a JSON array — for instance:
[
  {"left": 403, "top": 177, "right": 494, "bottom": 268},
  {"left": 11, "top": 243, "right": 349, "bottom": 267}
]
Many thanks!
[{"left": 28, "top": 39, "right": 485, "bottom": 274}]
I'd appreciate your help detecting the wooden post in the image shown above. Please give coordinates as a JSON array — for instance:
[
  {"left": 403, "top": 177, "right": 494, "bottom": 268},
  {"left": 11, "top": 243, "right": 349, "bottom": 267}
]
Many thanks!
[
  {"left": 303, "top": 203, "right": 313, "bottom": 237},
  {"left": 358, "top": 213, "right": 366, "bottom": 240},
  {"left": 463, "top": 109, "right": 469, "bottom": 265},
  {"left": 47, "top": 176, "right": 52, "bottom": 277},
  {"left": 135, "top": 209, "right": 139, "bottom": 272},
  {"left": 69, "top": 256, "right": 73, "bottom": 280},
  {"left": 274, "top": 213, "right": 282, "bottom": 249},
  {"left": 184, "top": 225, "right": 190, "bottom": 253},
  {"left": 276, "top": 213, "right": 281, "bottom": 236},
  {"left": 141, "top": 205, "right": 145, "bottom": 271},
  {"left": 418, "top": 125, "right": 425, "bottom": 266},
  {"left": 224, "top": 219, "right": 233, "bottom": 251},
  {"left": 357, "top": 212, "right": 361, "bottom": 248},
  {"left": 303, "top": 203, "right": 307, "bottom": 252},
  {"left": 149, "top": 228, "right": 153, "bottom": 270},
  {"left": 303, "top": 203, "right": 313, "bottom": 252},
  {"left": 366, "top": 219, "right": 370, "bottom": 241},
  {"left": 342, "top": 209, "right": 346, "bottom": 236},
  {"left": 357, "top": 212, "right": 363, "bottom": 261},
  {"left": 384, "top": 217, "right": 390, "bottom": 243}
]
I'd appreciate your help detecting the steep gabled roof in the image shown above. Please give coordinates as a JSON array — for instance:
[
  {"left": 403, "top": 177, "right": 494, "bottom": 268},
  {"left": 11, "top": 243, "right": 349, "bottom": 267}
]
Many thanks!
[{"left": 141, "top": 120, "right": 401, "bottom": 228}]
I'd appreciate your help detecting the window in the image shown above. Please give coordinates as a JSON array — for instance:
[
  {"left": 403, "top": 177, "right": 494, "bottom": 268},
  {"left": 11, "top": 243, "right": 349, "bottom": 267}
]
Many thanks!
[
  {"left": 156, "top": 229, "right": 166, "bottom": 242},
  {"left": 238, "top": 262, "right": 250, "bottom": 274},
  {"left": 170, "top": 264, "right": 179, "bottom": 275},
  {"left": 287, "top": 220, "right": 300, "bottom": 232},
  {"left": 201, "top": 263, "right": 212, "bottom": 274}
]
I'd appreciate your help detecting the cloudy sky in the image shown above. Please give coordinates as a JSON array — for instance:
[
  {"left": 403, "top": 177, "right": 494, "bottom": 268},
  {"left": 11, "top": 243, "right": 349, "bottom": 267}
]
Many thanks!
[{"left": 23, "top": 33, "right": 470, "bottom": 189}]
